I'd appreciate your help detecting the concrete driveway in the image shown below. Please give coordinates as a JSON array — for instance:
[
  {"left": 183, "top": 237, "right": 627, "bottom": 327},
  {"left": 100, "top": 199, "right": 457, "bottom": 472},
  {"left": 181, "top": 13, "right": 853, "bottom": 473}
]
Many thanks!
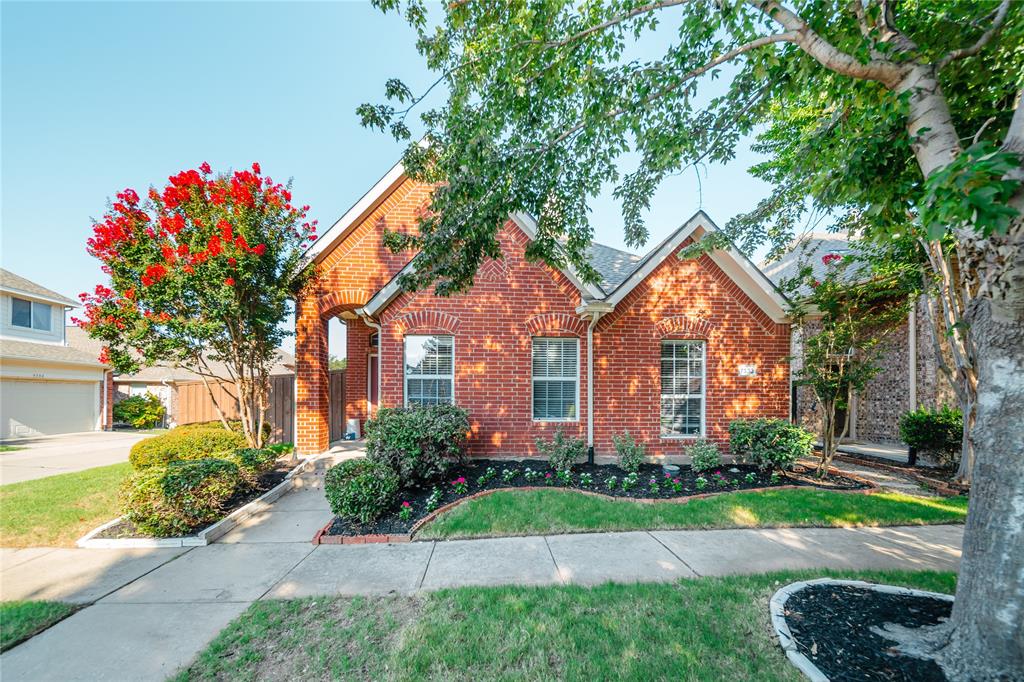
[{"left": 0, "top": 431, "right": 151, "bottom": 485}]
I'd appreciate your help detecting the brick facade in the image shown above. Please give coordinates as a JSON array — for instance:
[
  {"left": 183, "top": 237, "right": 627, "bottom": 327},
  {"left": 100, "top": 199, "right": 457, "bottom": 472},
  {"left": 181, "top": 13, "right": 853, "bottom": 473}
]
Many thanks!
[
  {"left": 793, "top": 297, "right": 957, "bottom": 445},
  {"left": 296, "top": 176, "right": 791, "bottom": 457}
]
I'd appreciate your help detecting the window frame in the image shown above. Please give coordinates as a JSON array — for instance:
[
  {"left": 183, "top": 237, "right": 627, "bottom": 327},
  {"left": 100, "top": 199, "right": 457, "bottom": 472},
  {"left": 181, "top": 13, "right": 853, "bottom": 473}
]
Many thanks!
[
  {"left": 531, "top": 336, "right": 581, "bottom": 423},
  {"left": 11, "top": 297, "right": 52, "bottom": 332},
  {"left": 402, "top": 334, "right": 455, "bottom": 407},
  {"left": 659, "top": 339, "right": 707, "bottom": 439}
]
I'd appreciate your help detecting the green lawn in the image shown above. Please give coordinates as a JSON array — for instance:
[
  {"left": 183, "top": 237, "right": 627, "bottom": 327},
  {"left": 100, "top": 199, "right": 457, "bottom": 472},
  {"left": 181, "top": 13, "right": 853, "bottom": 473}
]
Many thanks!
[
  {"left": 175, "top": 569, "right": 956, "bottom": 682},
  {"left": 0, "top": 601, "right": 77, "bottom": 652},
  {"left": 0, "top": 463, "right": 130, "bottom": 547},
  {"left": 0, "top": 445, "right": 25, "bottom": 452},
  {"left": 417, "top": 488, "right": 969, "bottom": 540}
]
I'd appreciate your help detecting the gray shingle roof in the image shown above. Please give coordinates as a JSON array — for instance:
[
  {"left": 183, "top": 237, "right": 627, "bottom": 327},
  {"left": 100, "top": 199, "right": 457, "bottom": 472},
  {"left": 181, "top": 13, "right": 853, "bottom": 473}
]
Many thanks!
[
  {"left": 0, "top": 338, "right": 103, "bottom": 366},
  {"left": 64, "top": 326, "right": 295, "bottom": 382},
  {"left": 0, "top": 269, "right": 79, "bottom": 307},
  {"left": 760, "top": 234, "right": 863, "bottom": 296},
  {"left": 586, "top": 242, "right": 643, "bottom": 292}
]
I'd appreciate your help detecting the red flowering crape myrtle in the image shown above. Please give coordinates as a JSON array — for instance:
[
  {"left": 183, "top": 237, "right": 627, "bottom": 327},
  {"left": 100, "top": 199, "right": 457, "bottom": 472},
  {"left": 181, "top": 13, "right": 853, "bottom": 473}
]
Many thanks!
[{"left": 77, "top": 163, "right": 316, "bottom": 446}]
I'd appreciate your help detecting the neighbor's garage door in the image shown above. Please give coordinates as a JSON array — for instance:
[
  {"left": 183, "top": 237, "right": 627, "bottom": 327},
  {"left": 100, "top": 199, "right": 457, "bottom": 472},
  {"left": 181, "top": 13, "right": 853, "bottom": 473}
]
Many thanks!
[{"left": 0, "top": 380, "right": 97, "bottom": 439}]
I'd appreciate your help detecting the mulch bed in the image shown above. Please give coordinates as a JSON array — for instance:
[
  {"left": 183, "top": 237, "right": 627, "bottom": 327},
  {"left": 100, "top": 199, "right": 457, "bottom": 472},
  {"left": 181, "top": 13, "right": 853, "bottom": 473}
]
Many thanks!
[
  {"left": 323, "top": 459, "right": 868, "bottom": 539},
  {"left": 784, "top": 583, "right": 951, "bottom": 681},
  {"left": 95, "top": 462, "right": 293, "bottom": 540}
]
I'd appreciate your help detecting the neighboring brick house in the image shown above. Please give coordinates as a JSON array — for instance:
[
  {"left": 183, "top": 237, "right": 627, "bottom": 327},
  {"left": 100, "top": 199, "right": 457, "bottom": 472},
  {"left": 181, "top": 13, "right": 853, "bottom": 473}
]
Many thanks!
[
  {"left": 762, "top": 234, "right": 956, "bottom": 445},
  {"left": 295, "top": 161, "right": 791, "bottom": 459}
]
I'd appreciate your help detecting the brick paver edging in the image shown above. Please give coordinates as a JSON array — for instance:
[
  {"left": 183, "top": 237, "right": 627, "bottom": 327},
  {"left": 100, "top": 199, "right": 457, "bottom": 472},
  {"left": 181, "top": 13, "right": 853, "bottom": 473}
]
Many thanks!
[{"left": 310, "top": 467, "right": 879, "bottom": 545}]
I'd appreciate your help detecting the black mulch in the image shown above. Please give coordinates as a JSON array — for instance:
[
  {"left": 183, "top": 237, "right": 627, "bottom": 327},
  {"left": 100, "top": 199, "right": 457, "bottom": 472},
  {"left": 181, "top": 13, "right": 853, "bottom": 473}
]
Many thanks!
[
  {"left": 325, "top": 458, "right": 868, "bottom": 537},
  {"left": 784, "top": 583, "right": 952, "bottom": 681},
  {"left": 95, "top": 462, "right": 294, "bottom": 540}
]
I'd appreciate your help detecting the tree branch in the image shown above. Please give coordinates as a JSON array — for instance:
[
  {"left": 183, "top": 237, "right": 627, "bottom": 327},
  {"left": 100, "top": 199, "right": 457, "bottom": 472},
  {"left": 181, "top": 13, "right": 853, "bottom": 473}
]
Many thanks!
[
  {"left": 750, "top": 0, "right": 903, "bottom": 87},
  {"left": 537, "top": 0, "right": 691, "bottom": 48},
  {"left": 537, "top": 31, "right": 799, "bottom": 157},
  {"left": 937, "top": 0, "right": 1012, "bottom": 70}
]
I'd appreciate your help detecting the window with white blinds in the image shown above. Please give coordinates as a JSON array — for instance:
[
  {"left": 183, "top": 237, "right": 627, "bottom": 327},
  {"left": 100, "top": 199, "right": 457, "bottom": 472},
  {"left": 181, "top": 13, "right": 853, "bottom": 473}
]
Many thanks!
[
  {"left": 660, "top": 340, "right": 705, "bottom": 436},
  {"left": 404, "top": 335, "right": 454, "bottom": 406},
  {"left": 532, "top": 337, "right": 579, "bottom": 420}
]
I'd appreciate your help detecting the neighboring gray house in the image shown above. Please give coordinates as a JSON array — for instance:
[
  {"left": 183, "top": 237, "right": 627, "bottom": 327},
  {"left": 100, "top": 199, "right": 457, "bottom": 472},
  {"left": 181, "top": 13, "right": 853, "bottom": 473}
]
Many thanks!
[
  {"left": 0, "top": 269, "right": 112, "bottom": 439},
  {"left": 762, "top": 234, "right": 954, "bottom": 444}
]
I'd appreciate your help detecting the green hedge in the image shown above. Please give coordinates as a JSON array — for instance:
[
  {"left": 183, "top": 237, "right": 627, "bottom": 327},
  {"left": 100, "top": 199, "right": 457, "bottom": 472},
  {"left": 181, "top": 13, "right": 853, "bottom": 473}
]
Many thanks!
[
  {"left": 128, "top": 426, "right": 247, "bottom": 469},
  {"left": 121, "top": 458, "right": 241, "bottom": 537},
  {"left": 365, "top": 405, "right": 469, "bottom": 485},
  {"left": 899, "top": 406, "right": 962, "bottom": 466},
  {"left": 227, "top": 448, "right": 279, "bottom": 489},
  {"left": 324, "top": 459, "right": 399, "bottom": 525},
  {"left": 177, "top": 420, "right": 272, "bottom": 439},
  {"left": 729, "top": 418, "right": 813, "bottom": 471}
]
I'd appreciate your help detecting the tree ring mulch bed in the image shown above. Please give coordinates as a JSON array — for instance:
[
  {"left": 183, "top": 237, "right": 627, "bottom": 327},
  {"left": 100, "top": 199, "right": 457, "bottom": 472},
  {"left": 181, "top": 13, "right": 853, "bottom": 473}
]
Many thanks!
[
  {"left": 776, "top": 580, "right": 953, "bottom": 681},
  {"left": 94, "top": 462, "right": 294, "bottom": 540},
  {"left": 322, "top": 459, "right": 870, "bottom": 539}
]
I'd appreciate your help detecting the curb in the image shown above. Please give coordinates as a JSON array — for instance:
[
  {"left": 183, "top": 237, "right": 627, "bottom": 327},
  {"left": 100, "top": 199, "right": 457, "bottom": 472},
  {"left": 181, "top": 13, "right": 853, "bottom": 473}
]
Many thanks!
[
  {"left": 769, "top": 578, "right": 954, "bottom": 682},
  {"left": 312, "top": 467, "right": 879, "bottom": 544},
  {"left": 76, "top": 456, "right": 321, "bottom": 548}
]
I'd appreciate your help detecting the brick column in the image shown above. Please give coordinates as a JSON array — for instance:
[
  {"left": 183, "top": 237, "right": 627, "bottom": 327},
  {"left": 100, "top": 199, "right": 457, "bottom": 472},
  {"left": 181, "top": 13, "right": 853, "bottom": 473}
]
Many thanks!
[
  {"left": 346, "top": 321, "right": 370, "bottom": 434},
  {"left": 104, "top": 371, "right": 114, "bottom": 430},
  {"left": 295, "top": 293, "right": 329, "bottom": 454}
]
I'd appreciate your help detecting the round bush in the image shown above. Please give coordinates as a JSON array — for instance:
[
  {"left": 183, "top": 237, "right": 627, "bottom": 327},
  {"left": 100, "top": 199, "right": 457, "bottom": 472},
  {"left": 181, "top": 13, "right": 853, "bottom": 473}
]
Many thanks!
[
  {"left": 898, "top": 406, "right": 962, "bottom": 466},
  {"left": 612, "top": 431, "right": 646, "bottom": 473},
  {"left": 113, "top": 393, "right": 166, "bottom": 429},
  {"left": 365, "top": 405, "right": 469, "bottom": 485},
  {"left": 686, "top": 438, "right": 721, "bottom": 472},
  {"left": 129, "top": 426, "right": 247, "bottom": 469},
  {"left": 121, "top": 458, "right": 241, "bottom": 537},
  {"left": 729, "top": 418, "right": 813, "bottom": 471},
  {"left": 324, "top": 459, "right": 400, "bottom": 525},
  {"left": 537, "top": 429, "right": 586, "bottom": 473}
]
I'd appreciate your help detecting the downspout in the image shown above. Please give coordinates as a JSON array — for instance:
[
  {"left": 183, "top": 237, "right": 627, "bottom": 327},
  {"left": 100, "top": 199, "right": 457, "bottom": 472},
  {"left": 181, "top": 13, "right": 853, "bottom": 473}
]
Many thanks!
[
  {"left": 577, "top": 302, "right": 613, "bottom": 464},
  {"left": 358, "top": 310, "right": 382, "bottom": 421},
  {"left": 908, "top": 305, "right": 917, "bottom": 410}
]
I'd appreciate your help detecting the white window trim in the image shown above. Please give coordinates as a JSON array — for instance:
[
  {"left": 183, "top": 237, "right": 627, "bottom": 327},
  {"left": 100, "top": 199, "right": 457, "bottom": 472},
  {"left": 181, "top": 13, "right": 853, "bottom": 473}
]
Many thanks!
[
  {"left": 531, "top": 336, "right": 581, "bottom": 423},
  {"left": 11, "top": 296, "right": 52, "bottom": 332},
  {"left": 403, "top": 334, "right": 455, "bottom": 407},
  {"left": 659, "top": 339, "right": 707, "bottom": 439}
]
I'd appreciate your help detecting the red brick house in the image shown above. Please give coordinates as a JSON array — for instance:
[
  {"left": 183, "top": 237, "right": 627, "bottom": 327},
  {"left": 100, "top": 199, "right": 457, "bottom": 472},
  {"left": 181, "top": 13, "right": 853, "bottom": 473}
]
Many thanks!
[{"left": 295, "top": 161, "right": 791, "bottom": 460}]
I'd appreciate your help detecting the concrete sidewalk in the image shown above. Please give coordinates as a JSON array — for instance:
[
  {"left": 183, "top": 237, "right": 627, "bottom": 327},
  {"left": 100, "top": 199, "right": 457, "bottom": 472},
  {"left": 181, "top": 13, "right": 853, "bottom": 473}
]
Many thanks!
[{"left": 0, "top": 466, "right": 964, "bottom": 681}]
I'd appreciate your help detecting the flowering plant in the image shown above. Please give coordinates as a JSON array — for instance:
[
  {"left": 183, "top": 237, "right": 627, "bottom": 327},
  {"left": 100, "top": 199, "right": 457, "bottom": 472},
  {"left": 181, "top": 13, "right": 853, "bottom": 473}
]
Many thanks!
[
  {"left": 695, "top": 476, "right": 708, "bottom": 490},
  {"left": 606, "top": 475, "right": 618, "bottom": 490},
  {"left": 579, "top": 472, "right": 593, "bottom": 487},
  {"left": 77, "top": 163, "right": 315, "bottom": 447},
  {"left": 501, "top": 468, "right": 516, "bottom": 484},
  {"left": 669, "top": 478, "right": 683, "bottom": 493},
  {"left": 398, "top": 501, "right": 413, "bottom": 521},
  {"left": 451, "top": 476, "right": 468, "bottom": 494},
  {"left": 425, "top": 487, "right": 442, "bottom": 512}
]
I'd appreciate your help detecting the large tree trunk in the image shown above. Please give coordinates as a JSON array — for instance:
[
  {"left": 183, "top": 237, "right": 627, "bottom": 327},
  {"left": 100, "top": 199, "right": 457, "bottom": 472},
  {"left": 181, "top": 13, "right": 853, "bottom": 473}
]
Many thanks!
[{"left": 937, "top": 295, "right": 1024, "bottom": 679}]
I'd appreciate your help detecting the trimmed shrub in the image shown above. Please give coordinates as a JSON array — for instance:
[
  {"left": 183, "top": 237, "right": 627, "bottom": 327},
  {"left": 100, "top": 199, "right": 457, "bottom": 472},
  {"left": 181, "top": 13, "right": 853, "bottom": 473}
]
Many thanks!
[
  {"left": 686, "top": 438, "right": 721, "bottom": 472},
  {"left": 129, "top": 426, "right": 247, "bottom": 469},
  {"left": 365, "top": 405, "right": 469, "bottom": 485},
  {"left": 899, "top": 406, "right": 962, "bottom": 467},
  {"left": 729, "top": 418, "right": 813, "bottom": 471},
  {"left": 612, "top": 431, "right": 646, "bottom": 473},
  {"left": 177, "top": 420, "right": 272, "bottom": 439},
  {"left": 324, "top": 459, "right": 400, "bottom": 525},
  {"left": 121, "top": 458, "right": 241, "bottom": 537},
  {"left": 536, "top": 429, "right": 586, "bottom": 473},
  {"left": 227, "top": 448, "right": 279, "bottom": 488},
  {"left": 113, "top": 393, "right": 166, "bottom": 429}
]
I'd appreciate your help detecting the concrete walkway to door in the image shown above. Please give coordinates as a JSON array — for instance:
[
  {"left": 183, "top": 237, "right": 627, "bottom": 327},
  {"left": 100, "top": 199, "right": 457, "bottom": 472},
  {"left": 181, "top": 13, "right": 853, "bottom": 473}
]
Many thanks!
[{"left": 0, "top": 456, "right": 964, "bottom": 681}]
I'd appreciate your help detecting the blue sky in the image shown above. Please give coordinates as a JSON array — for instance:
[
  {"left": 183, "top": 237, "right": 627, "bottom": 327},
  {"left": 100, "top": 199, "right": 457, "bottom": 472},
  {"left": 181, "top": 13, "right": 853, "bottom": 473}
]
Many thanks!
[{"left": 2, "top": 1, "right": 774, "bottom": 355}]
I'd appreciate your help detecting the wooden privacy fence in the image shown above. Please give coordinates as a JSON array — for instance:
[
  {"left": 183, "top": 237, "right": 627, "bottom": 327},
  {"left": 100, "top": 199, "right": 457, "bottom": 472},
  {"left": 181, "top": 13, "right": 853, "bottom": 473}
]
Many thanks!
[{"left": 176, "top": 374, "right": 298, "bottom": 445}]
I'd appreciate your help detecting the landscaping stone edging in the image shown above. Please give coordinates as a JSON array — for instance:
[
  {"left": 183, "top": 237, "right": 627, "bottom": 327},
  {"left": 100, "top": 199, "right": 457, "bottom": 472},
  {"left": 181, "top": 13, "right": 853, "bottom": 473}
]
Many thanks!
[
  {"left": 833, "top": 454, "right": 968, "bottom": 497},
  {"left": 769, "top": 578, "right": 954, "bottom": 682},
  {"left": 75, "top": 456, "right": 320, "bottom": 549},
  {"left": 311, "top": 467, "right": 880, "bottom": 545}
]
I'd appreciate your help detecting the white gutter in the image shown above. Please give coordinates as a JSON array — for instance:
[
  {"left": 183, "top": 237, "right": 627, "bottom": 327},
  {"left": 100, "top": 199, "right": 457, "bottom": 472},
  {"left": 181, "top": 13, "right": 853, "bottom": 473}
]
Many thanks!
[
  {"left": 357, "top": 309, "right": 383, "bottom": 419},
  {"left": 577, "top": 302, "right": 613, "bottom": 461}
]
